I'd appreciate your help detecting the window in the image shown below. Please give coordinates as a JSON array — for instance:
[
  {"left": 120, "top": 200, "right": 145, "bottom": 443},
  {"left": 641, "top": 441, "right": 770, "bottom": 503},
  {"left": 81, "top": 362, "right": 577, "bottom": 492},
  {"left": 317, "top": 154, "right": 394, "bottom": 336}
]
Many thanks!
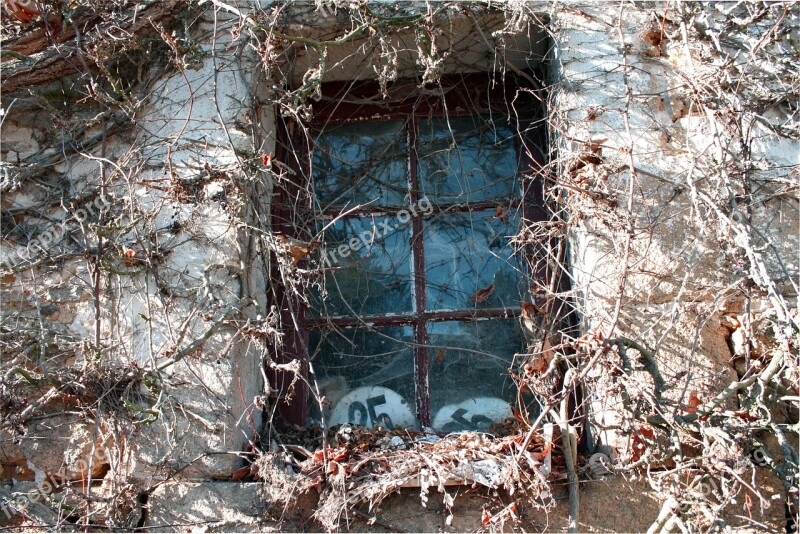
[{"left": 278, "top": 74, "right": 546, "bottom": 431}]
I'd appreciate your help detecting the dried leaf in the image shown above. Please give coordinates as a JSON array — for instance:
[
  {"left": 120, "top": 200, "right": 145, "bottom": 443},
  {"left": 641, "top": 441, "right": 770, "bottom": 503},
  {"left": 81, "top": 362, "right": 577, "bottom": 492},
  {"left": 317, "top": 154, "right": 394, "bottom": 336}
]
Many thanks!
[
  {"left": 512, "top": 407, "right": 526, "bottom": 424},
  {"left": 288, "top": 244, "right": 312, "bottom": 265},
  {"left": 542, "top": 337, "right": 554, "bottom": 365},
  {"left": 733, "top": 410, "right": 760, "bottom": 421},
  {"left": 329, "top": 447, "right": 348, "bottom": 462},
  {"left": 532, "top": 441, "right": 552, "bottom": 461},
  {"left": 469, "top": 283, "right": 495, "bottom": 303},
  {"left": 588, "top": 136, "right": 608, "bottom": 154},
  {"left": 493, "top": 205, "right": 507, "bottom": 224},
  {"left": 686, "top": 390, "right": 702, "bottom": 414},
  {"left": 482, "top": 509, "right": 492, "bottom": 525},
  {"left": 5, "top": 0, "right": 41, "bottom": 22},
  {"left": 435, "top": 349, "right": 445, "bottom": 368},
  {"left": 521, "top": 300, "right": 545, "bottom": 317},
  {"left": 578, "top": 153, "right": 603, "bottom": 166},
  {"left": 575, "top": 328, "right": 605, "bottom": 351},
  {"left": 275, "top": 233, "right": 316, "bottom": 265},
  {"left": 326, "top": 460, "right": 340, "bottom": 475},
  {"left": 526, "top": 357, "right": 547, "bottom": 374},
  {"left": 630, "top": 426, "right": 655, "bottom": 462},
  {"left": 230, "top": 465, "right": 250, "bottom": 481}
]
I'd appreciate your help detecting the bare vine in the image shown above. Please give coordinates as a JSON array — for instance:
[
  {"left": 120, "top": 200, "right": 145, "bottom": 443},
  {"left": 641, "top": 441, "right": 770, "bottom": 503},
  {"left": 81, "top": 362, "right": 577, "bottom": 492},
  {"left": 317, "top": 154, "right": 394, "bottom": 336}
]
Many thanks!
[{"left": 0, "top": 0, "right": 797, "bottom": 532}]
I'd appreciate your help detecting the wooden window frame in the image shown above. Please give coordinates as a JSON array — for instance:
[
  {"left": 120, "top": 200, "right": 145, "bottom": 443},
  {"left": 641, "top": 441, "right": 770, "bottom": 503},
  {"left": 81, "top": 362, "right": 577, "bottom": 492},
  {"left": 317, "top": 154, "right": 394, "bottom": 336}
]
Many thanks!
[{"left": 271, "top": 72, "right": 547, "bottom": 428}]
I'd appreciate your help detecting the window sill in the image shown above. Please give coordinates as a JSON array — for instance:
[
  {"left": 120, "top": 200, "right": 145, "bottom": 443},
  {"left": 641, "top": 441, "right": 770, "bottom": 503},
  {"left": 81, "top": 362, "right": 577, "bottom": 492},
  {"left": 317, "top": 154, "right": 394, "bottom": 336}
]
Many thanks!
[{"left": 395, "top": 424, "right": 553, "bottom": 489}]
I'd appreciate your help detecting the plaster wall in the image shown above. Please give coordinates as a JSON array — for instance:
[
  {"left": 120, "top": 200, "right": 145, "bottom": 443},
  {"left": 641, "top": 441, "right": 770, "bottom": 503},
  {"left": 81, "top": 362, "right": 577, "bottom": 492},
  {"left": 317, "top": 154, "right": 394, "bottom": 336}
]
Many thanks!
[{"left": 1, "top": 1, "right": 796, "bottom": 531}]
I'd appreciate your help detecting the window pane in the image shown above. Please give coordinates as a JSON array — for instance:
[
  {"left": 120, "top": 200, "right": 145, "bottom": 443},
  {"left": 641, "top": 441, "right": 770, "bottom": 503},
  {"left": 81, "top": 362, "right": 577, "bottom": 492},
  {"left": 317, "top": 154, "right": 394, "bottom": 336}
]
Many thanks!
[
  {"left": 418, "top": 115, "right": 519, "bottom": 204},
  {"left": 427, "top": 319, "right": 522, "bottom": 432},
  {"left": 424, "top": 209, "right": 522, "bottom": 311},
  {"left": 309, "top": 326, "right": 417, "bottom": 428},
  {"left": 313, "top": 120, "right": 408, "bottom": 209},
  {"left": 312, "top": 216, "right": 413, "bottom": 316}
]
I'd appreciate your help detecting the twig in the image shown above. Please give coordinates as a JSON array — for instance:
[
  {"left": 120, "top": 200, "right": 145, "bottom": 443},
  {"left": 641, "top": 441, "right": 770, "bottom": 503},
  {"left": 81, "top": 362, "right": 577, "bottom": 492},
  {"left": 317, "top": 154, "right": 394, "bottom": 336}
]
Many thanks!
[
  {"left": 646, "top": 497, "right": 679, "bottom": 534},
  {"left": 156, "top": 307, "right": 239, "bottom": 372},
  {"left": 352, "top": 508, "right": 407, "bottom": 532},
  {"left": 551, "top": 368, "right": 579, "bottom": 533}
]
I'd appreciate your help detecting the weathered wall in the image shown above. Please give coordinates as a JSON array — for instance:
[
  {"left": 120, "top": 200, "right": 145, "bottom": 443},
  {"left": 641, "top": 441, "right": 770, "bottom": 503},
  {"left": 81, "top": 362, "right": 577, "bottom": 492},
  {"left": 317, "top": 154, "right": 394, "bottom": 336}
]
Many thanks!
[
  {"left": 1, "top": 4, "right": 272, "bottom": 528},
  {"left": 1, "top": 1, "right": 796, "bottom": 532}
]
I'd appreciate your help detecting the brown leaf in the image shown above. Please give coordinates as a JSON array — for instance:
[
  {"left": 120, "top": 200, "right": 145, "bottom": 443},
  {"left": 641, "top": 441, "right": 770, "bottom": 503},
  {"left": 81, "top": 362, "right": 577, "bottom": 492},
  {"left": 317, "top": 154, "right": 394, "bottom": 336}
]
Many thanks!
[
  {"left": 524, "top": 337, "right": 553, "bottom": 376},
  {"left": 542, "top": 337, "right": 555, "bottom": 364},
  {"left": 521, "top": 300, "right": 544, "bottom": 317},
  {"left": 326, "top": 460, "right": 340, "bottom": 475},
  {"left": 532, "top": 441, "right": 552, "bottom": 461},
  {"left": 469, "top": 283, "right": 495, "bottom": 303},
  {"left": 230, "top": 465, "right": 250, "bottom": 481},
  {"left": 630, "top": 426, "right": 655, "bottom": 462},
  {"left": 481, "top": 510, "right": 492, "bottom": 525},
  {"left": 512, "top": 407, "right": 526, "bottom": 423},
  {"left": 575, "top": 154, "right": 602, "bottom": 168},
  {"left": 686, "top": 390, "right": 702, "bottom": 414},
  {"left": 493, "top": 205, "right": 507, "bottom": 224},
  {"left": 5, "top": 0, "right": 41, "bottom": 23},
  {"left": 436, "top": 349, "right": 445, "bottom": 369},
  {"left": 275, "top": 233, "right": 317, "bottom": 265},
  {"left": 733, "top": 410, "right": 759, "bottom": 421},
  {"left": 526, "top": 357, "right": 547, "bottom": 375},
  {"left": 288, "top": 244, "right": 313, "bottom": 265},
  {"left": 587, "top": 136, "right": 608, "bottom": 155}
]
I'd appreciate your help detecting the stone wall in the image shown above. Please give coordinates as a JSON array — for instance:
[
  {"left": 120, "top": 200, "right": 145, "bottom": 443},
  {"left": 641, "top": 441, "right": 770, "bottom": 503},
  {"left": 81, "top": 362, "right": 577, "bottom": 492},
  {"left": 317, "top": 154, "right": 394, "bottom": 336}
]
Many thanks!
[{"left": 1, "top": 1, "right": 796, "bottom": 531}]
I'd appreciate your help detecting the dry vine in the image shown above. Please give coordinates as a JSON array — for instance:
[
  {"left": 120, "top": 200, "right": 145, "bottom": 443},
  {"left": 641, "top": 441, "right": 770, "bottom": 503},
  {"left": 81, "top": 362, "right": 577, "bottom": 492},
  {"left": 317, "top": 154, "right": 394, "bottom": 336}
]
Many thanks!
[{"left": 0, "top": 0, "right": 797, "bottom": 532}]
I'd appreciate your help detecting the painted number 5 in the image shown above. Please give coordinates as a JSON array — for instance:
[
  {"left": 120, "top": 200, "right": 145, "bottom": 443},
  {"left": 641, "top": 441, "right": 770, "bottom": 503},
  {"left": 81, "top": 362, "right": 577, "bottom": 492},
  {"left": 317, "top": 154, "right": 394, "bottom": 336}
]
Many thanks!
[
  {"left": 347, "top": 394, "right": 394, "bottom": 428},
  {"left": 329, "top": 386, "right": 416, "bottom": 429}
]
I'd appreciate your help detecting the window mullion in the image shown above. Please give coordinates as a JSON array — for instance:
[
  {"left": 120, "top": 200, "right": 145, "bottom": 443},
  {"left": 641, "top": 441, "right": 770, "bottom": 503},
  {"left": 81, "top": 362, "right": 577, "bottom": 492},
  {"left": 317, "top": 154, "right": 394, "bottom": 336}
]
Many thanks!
[{"left": 409, "top": 114, "right": 431, "bottom": 427}]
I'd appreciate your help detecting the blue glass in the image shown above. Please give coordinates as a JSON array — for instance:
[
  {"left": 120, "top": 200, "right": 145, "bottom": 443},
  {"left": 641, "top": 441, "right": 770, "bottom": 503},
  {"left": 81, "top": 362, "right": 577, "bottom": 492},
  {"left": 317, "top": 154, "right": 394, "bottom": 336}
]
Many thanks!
[
  {"left": 313, "top": 120, "right": 408, "bottom": 209},
  {"left": 311, "top": 215, "right": 413, "bottom": 317},
  {"left": 423, "top": 209, "right": 523, "bottom": 311},
  {"left": 427, "top": 319, "right": 523, "bottom": 431},
  {"left": 419, "top": 115, "right": 519, "bottom": 204}
]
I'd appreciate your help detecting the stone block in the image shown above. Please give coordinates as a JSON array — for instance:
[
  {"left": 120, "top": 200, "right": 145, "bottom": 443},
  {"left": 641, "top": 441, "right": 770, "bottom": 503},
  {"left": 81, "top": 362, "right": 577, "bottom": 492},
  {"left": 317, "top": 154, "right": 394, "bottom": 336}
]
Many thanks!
[{"left": 145, "top": 482, "right": 276, "bottom": 532}]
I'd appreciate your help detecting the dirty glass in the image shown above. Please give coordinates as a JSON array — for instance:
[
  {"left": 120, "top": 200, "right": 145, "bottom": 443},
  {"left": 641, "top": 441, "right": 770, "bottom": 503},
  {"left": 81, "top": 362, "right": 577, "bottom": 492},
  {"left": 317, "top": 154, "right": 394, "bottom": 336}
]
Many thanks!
[
  {"left": 309, "top": 326, "right": 416, "bottom": 428},
  {"left": 424, "top": 209, "right": 522, "bottom": 311},
  {"left": 311, "top": 216, "right": 413, "bottom": 317},
  {"left": 427, "top": 319, "right": 522, "bottom": 432},
  {"left": 313, "top": 120, "right": 408, "bottom": 210},
  {"left": 418, "top": 115, "right": 519, "bottom": 204},
  {"left": 310, "top": 109, "right": 529, "bottom": 431}
]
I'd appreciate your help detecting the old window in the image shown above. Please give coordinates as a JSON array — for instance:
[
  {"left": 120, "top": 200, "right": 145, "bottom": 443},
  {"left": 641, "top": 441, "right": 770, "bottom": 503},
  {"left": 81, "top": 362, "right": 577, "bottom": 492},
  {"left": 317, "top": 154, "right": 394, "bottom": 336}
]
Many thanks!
[{"left": 276, "top": 74, "right": 546, "bottom": 431}]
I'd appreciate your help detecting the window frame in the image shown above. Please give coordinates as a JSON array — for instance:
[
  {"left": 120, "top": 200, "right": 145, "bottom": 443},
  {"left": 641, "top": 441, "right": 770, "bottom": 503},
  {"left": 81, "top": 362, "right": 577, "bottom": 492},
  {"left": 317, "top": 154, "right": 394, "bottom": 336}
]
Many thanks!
[{"left": 272, "top": 72, "right": 548, "bottom": 428}]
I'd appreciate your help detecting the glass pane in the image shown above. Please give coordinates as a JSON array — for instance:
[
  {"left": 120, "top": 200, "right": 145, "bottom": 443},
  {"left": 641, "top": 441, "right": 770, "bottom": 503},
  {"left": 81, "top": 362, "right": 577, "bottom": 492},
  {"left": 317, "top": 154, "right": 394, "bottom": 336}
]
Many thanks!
[
  {"left": 309, "top": 326, "right": 417, "bottom": 429},
  {"left": 313, "top": 120, "right": 408, "bottom": 209},
  {"left": 424, "top": 209, "right": 522, "bottom": 311},
  {"left": 428, "top": 319, "right": 522, "bottom": 432},
  {"left": 312, "top": 216, "right": 413, "bottom": 316},
  {"left": 418, "top": 115, "right": 519, "bottom": 204}
]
